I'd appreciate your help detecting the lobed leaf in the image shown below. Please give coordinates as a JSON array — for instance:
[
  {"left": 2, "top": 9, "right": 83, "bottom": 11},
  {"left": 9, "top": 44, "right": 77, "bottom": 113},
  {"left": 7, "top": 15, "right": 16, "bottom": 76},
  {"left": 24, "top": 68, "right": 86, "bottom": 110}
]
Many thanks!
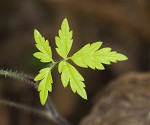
[
  {"left": 71, "top": 42, "right": 128, "bottom": 70},
  {"left": 96, "top": 47, "right": 128, "bottom": 64},
  {"left": 55, "top": 18, "right": 73, "bottom": 59},
  {"left": 58, "top": 61, "right": 87, "bottom": 99},
  {"left": 33, "top": 29, "right": 53, "bottom": 63},
  {"left": 33, "top": 18, "right": 128, "bottom": 105},
  {"left": 34, "top": 67, "right": 53, "bottom": 105}
]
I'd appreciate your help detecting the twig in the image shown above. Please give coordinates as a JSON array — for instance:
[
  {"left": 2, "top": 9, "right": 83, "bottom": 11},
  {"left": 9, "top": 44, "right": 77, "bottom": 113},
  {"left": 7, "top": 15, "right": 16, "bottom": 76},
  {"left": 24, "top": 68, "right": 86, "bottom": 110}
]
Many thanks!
[{"left": 0, "top": 98, "right": 51, "bottom": 119}]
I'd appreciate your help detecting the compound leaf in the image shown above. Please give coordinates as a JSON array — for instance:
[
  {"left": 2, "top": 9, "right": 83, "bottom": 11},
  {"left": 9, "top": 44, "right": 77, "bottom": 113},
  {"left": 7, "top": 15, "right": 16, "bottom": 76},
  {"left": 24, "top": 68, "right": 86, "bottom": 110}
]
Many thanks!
[
  {"left": 71, "top": 41, "right": 128, "bottom": 70},
  {"left": 34, "top": 67, "right": 53, "bottom": 105},
  {"left": 33, "top": 18, "right": 128, "bottom": 105},
  {"left": 58, "top": 61, "right": 87, "bottom": 99},
  {"left": 55, "top": 18, "right": 73, "bottom": 59},
  {"left": 33, "top": 29, "right": 53, "bottom": 63}
]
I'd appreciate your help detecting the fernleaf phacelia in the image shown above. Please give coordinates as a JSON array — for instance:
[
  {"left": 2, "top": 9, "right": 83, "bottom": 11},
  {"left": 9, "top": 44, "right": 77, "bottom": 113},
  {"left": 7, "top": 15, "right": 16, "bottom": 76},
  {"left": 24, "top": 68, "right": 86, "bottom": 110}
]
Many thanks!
[{"left": 33, "top": 18, "right": 128, "bottom": 105}]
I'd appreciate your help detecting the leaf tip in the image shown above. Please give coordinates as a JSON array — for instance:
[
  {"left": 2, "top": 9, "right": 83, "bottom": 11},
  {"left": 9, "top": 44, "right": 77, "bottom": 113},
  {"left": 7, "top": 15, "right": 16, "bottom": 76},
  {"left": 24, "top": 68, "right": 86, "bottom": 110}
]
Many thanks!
[
  {"left": 63, "top": 17, "right": 68, "bottom": 22},
  {"left": 34, "top": 28, "right": 38, "bottom": 32},
  {"left": 123, "top": 55, "right": 128, "bottom": 60},
  {"left": 40, "top": 99, "right": 45, "bottom": 105},
  {"left": 62, "top": 18, "right": 69, "bottom": 28},
  {"left": 34, "top": 28, "right": 42, "bottom": 44},
  {"left": 34, "top": 29, "right": 39, "bottom": 36},
  {"left": 34, "top": 77, "right": 38, "bottom": 81},
  {"left": 118, "top": 53, "right": 128, "bottom": 61},
  {"left": 84, "top": 96, "right": 88, "bottom": 100},
  {"left": 33, "top": 52, "right": 37, "bottom": 58},
  {"left": 39, "top": 90, "right": 48, "bottom": 105}
]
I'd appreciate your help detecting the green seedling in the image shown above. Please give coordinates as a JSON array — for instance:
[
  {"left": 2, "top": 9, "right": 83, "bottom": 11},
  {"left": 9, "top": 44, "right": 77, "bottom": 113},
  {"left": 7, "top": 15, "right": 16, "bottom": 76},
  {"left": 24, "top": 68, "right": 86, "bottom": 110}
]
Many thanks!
[{"left": 33, "top": 18, "right": 128, "bottom": 105}]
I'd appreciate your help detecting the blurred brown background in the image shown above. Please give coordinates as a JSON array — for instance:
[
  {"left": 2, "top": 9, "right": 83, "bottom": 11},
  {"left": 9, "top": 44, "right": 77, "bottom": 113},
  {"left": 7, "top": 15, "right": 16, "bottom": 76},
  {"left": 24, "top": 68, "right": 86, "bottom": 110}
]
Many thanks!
[{"left": 0, "top": 0, "right": 149, "bottom": 125}]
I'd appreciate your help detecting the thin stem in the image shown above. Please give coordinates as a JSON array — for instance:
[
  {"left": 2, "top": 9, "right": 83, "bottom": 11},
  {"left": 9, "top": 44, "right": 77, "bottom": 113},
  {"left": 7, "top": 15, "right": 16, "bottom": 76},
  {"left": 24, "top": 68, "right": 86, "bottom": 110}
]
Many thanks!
[
  {"left": 0, "top": 98, "right": 50, "bottom": 119},
  {"left": 0, "top": 69, "right": 71, "bottom": 125},
  {"left": 46, "top": 98, "right": 71, "bottom": 125},
  {"left": 0, "top": 69, "right": 37, "bottom": 89},
  {"left": 47, "top": 61, "right": 59, "bottom": 69}
]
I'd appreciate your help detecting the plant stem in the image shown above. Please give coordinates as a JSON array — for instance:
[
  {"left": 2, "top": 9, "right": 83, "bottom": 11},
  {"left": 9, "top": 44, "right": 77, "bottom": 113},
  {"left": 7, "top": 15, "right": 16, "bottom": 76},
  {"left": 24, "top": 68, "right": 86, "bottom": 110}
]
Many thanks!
[
  {"left": 0, "top": 98, "right": 50, "bottom": 119},
  {"left": 0, "top": 69, "right": 71, "bottom": 125},
  {"left": 0, "top": 69, "right": 37, "bottom": 88},
  {"left": 46, "top": 98, "right": 71, "bottom": 125}
]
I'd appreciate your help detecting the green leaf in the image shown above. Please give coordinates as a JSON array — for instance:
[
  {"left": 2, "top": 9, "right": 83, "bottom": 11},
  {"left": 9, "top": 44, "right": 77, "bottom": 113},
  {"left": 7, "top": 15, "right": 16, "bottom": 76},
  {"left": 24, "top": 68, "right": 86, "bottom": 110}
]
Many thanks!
[
  {"left": 33, "top": 18, "right": 128, "bottom": 105},
  {"left": 34, "top": 67, "right": 53, "bottom": 105},
  {"left": 55, "top": 18, "right": 73, "bottom": 59},
  {"left": 96, "top": 47, "right": 128, "bottom": 64},
  {"left": 33, "top": 29, "right": 53, "bottom": 63},
  {"left": 58, "top": 61, "right": 87, "bottom": 99},
  {"left": 71, "top": 42, "right": 128, "bottom": 70}
]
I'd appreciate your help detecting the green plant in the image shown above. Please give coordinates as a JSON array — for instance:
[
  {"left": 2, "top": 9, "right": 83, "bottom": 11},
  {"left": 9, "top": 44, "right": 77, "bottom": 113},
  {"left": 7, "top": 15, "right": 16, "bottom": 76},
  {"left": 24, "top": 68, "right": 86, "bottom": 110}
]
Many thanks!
[
  {"left": 0, "top": 18, "right": 127, "bottom": 125},
  {"left": 33, "top": 18, "right": 128, "bottom": 105}
]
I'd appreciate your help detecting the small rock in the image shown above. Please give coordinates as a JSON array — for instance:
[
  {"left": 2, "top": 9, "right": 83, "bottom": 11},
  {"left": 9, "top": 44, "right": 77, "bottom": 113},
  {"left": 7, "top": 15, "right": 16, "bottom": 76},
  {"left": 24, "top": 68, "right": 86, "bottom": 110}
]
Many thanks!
[{"left": 80, "top": 72, "right": 150, "bottom": 125}]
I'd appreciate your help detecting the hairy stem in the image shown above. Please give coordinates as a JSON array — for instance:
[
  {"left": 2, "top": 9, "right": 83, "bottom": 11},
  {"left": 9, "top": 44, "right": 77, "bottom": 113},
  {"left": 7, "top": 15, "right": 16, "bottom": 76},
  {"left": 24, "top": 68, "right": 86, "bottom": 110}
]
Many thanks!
[
  {"left": 0, "top": 69, "right": 37, "bottom": 88},
  {"left": 0, "top": 69, "right": 71, "bottom": 125}
]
